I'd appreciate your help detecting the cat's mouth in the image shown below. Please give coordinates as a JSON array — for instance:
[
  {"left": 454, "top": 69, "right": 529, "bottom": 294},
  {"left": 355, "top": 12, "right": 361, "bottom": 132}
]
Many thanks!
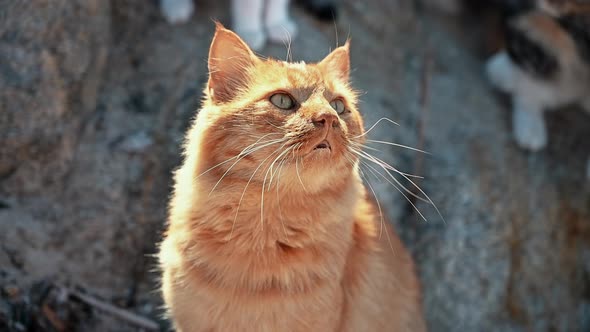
[{"left": 313, "top": 140, "right": 331, "bottom": 151}]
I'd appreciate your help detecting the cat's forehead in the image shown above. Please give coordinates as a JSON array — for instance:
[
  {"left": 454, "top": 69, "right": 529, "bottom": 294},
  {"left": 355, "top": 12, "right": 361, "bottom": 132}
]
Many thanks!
[
  {"left": 281, "top": 61, "right": 320, "bottom": 75},
  {"left": 283, "top": 61, "right": 309, "bottom": 70},
  {"left": 275, "top": 60, "right": 325, "bottom": 85},
  {"left": 253, "top": 59, "right": 343, "bottom": 94}
]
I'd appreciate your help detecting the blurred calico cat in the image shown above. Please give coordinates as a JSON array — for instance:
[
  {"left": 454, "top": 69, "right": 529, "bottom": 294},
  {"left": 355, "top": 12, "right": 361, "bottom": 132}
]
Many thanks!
[
  {"left": 485, "top": 0, "right": 590, "bottom": 177},
  {"left": 160, "top": 0, "right": 297, "bottom": 50}
]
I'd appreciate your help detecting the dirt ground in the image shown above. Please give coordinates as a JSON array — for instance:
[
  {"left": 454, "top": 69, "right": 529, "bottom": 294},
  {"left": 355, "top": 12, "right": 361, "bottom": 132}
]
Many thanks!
[{"left": 1, "top": 0, "right": 589, "bottom": 331}]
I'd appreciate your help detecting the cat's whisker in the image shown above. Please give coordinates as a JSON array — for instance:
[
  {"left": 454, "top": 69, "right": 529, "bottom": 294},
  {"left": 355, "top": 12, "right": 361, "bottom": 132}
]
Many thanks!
[
  {"left": 343, "top": 152, "right": 357, "bottom": 169},
  {"left": 358, "top": 167, "right": 384, "bottom": 240},
  {"left": 279, "top": 25, "right": 293, "bottom": 62},
  {"left": 267, "top": 146, "right": 294, "bottom": 190},
  {"left": 270, "top": 147, "right": 290, "bottom": 186},
  {"left": 360, "top": 167, "right": 397, "bottom": 255},
  {"left": 260, "top": 143, "right": 290, "bottom": 231},
  {"left": 209, "top": 138, "right": 286, "bottom": 197},
  {"left": 354, "top": 147, "right": 424, "bottom": 181},
  {"left": 352, "top": 143, "right": 380, "bottom": 153},
  {"left": 196, "top": 133, "right": 280, "bottom": 178},
  {"left": 353, "top": 117, "right": 399, "bottom": 139},
  {"left": 294, "top": 144, "right": 308, "bottom": 192},
  {"left": 264, "top": 145, "right": 291, "bottom": 191},
  {"left": 296, "top": 143, "right": 307, "bottom": 169},
  {"left": 358, "top": 158, "right": 427, "bottom": 222},
  {"left": 354, "top": 149, "right": 430, "bottom": 205},
  {"left": 360, "top": 156, "right": 427, "bottom": 204},
  {"left": 366, "top": 139, "right": 430, "bottom": 155},
  {"left": 352, "top": 146, "right": 444, "bottom": 223},
  {"left": 283, "top": 31, "right": 293, "bottom": 63},
  {"left": 229, "top": 142, "right": 287, "bottom": 240},
  {"left": 351, "top": 147, "right": 429, "bottom": 215},
  {"left": 358, "top": 147, "right": 443, "bottom": 221},
  {"left": 397, "top": 169, "right": 446, "bottom": 224},
  {"left": 275, "top": 150, "right": 291, "bottom": 238},
  {"left": 265, "top": 119, "right": 284, "bottom": 130}
]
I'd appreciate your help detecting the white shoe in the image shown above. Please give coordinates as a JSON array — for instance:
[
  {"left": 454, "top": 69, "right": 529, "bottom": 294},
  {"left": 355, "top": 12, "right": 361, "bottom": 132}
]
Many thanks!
[{"left": 161, "top": 0, "right": 194, "bottom": 24}]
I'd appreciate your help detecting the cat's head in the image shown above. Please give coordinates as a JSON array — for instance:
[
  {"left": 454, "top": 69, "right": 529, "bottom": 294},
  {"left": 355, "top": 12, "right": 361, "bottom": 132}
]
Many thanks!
[{"left": 195, "top": 23, "right": 364, "bottom": 193}]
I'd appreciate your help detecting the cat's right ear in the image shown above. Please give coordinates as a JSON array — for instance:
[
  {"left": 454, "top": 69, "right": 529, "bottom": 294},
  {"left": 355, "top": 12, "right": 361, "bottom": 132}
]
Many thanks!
[
  {"left": 207, "top": 22, "right": 259, "bottom": 103},
  {"left": 319, "top": 40, "right": 350, "bottom": 82}
]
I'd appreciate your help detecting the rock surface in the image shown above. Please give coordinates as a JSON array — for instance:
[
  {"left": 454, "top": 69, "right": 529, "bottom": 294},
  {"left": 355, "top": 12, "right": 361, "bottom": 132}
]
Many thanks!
[{"left": 0, "top": 0, "right": 589, "bottom": 331}]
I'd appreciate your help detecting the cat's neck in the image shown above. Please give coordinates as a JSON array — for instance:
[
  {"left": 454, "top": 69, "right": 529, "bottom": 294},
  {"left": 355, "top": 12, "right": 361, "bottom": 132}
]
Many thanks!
[
  {"left": 167, "top": 164, "right": 363, "bottom": 295},
  {"left": 193, "top": 170, "right": 362, "bottom": 249}
]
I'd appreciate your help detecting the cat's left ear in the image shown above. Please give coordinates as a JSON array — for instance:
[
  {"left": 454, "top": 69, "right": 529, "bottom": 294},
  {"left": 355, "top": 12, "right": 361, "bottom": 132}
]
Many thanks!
[
  {"left": 208, "top": 22, "right": 260, "bottom": 103},
  {"left": 319, "top": 40, "right": 350, "bottom": 81}
]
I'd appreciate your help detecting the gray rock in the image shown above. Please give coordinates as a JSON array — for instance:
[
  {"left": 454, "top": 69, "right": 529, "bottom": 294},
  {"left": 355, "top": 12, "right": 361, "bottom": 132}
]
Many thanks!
[
  {"left": 0, "top": 0, "right": 588, "bottom": 331},
  {"left": 0, "top": 0, "right": 110, "bottom": 195},
  {"left": 116, "top": 131, "right": 154, "bottom": 154}
]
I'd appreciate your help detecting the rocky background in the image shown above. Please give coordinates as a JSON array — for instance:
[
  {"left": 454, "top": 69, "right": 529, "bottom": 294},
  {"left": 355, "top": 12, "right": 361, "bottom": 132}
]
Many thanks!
[{"left": 1, "top": 0, "right": 589, "bottom": 331}]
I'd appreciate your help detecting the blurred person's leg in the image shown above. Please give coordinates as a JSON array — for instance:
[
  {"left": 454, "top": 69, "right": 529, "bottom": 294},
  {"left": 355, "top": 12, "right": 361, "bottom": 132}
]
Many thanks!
[
  {"left": 265, "top": 0, "right": 298, "bottom": 44},
  {"left": 232, "top": 0, "right": 267, "bottom": 51},
  {"left": 161, "top": 0, "right": 194, "bottom": 24}
]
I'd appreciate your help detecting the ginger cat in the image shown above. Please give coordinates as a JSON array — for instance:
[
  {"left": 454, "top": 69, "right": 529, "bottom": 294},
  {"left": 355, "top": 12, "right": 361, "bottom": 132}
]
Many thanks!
[{"left": 158, "top": 23, "right": 426, "bottom": 331}]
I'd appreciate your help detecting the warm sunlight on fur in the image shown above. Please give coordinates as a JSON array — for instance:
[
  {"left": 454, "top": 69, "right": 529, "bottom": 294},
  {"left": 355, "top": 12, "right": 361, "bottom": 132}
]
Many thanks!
[{"left": 158, "top": 23, "right": 425, "bottom": 332}]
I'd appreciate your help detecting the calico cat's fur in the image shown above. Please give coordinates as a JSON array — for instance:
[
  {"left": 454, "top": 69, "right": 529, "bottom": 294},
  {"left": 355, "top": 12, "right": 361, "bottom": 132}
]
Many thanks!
[
  {"left": 158, "top": 23, "right": 426, "bottom": 331},
  {"left": 160, "top": 0, "right": 297, "bottom": 50},
  {"left": 485, "top": 0, "right": 590, "bottom": 176}
]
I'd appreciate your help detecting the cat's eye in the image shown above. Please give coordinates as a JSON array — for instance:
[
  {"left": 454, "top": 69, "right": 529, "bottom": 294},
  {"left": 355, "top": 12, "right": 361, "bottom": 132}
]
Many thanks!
[
  {"left": 270, "top": 93, "right": 295, "bottom": 110},
  {"left": 330, "top": 99, "right": 346, "bottom": 114}
]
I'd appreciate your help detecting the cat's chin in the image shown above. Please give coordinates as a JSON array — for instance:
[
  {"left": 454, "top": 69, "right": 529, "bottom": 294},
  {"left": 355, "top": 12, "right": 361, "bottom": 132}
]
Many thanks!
[
  {"left": 304, "top": 146, "right": 346, "bottom": 166},
  {"left": 309, "top": 147, "right": 332, "bottom": 157},
  {"left": 304, "top": 140, "right": 336, "bottom": 160},
  {"left": 311, "top": 140, "right": 331, "bottom": 153}
]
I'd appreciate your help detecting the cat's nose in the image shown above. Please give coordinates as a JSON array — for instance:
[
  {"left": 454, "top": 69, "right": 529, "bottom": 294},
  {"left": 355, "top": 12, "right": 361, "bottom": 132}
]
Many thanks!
[{"left": 312, "top": 112, "right": 339, "bottom": 128}]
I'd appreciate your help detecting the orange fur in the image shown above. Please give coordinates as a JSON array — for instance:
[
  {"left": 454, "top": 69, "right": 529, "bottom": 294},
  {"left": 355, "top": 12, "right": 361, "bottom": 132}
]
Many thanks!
[{"left": 158, "top": 23, "right": 425, "bottom": 331}]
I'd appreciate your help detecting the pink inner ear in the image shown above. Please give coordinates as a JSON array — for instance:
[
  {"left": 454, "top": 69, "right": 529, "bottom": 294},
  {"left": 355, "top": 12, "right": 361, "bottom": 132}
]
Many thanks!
[
  {"left": 207, "top": 27, "right": 259, "bottom": 103},
  {"left": 319, "top": 43, "right": 350, "bottom": 81}
]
